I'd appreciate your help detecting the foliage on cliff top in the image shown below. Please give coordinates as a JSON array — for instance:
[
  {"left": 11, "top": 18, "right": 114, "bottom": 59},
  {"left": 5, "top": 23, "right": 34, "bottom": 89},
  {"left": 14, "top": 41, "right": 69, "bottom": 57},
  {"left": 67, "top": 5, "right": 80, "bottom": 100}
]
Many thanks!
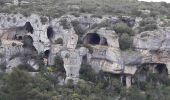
[{"left": 0, "top": 0, "right": 170, "bottom": 18}]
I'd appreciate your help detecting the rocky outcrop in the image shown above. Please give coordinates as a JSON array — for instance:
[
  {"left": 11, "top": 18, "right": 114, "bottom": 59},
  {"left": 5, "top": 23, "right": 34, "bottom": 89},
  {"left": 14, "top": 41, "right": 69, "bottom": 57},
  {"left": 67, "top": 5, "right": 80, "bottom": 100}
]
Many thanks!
[
  {"left": 133, "top": 28, "right": 170, "bottom": 76},
  {"left": 1, "top": 13, "right": 170, "bottom": 87}
]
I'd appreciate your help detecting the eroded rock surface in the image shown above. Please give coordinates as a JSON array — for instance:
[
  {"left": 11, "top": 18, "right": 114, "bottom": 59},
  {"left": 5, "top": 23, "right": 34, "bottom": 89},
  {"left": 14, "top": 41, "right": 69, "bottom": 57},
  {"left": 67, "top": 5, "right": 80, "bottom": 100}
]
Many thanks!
[{"left": 0, "top": 13, "right": 170, "bottom": 87}]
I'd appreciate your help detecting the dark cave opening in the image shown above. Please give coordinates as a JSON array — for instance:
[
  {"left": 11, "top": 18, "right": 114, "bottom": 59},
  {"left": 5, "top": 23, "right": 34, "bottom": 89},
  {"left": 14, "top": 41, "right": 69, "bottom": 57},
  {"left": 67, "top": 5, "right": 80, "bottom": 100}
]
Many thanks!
[
  {"left": 155, "top": 64, "right": 168, "bottom": 74},
  {"left": 84, "top": 33, "right": 100, "bottom": 45},
  {"left": 122, "top": 75, "right": 127, "bottom": 86},
  {"left": 47, "top": 26, "right": 54, "bottom": 39},
  {"left": 24, "top": 22, "right": 34, "bottom": 34},
  {"left": 44, "top": 50, "right": 50, "bottom": 58},
  {"left": 136, "top": 63, "right": 168, "bottom": 75},
  {"left": 83, "top": 33, "right": 108, "bottom": 46},
  {"left": 55, "top": 38, "right": 63, "bottom": 45},
  {"left": 82, "top": 54, "right": 88, "bottom": 64},
  {"left": 18, "top": 36, "right": 22, "bottom": 40},
  {"left": 134, "top": 63, "right": 168, "bottom": 84}
]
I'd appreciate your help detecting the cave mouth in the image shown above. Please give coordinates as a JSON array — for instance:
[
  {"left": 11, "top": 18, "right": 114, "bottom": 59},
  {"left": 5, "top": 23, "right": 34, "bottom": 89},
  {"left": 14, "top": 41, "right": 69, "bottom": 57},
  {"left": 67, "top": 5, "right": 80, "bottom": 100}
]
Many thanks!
[
  {"left": 44, "top": 50, "right": 50, "bottom": 58},
  {"left": 47, "top": 26, "right": 54, "bottom": 39},
  {"left": 136, "top": 63, "right": 168, "bottom": 75},
  {"left": 55, "top": 38, "right": 63, "bottom": 45},
  {"left": 133, "top": 63, "right": 168, "bottom": 88},
  {"left": 24, "top": 22, "right": 34, "bottom": 34},
  {"left": 83, "top": 33, "right": 108, "bottom": 46},
  {"left": 155, "top": 63, "right": 168, "bottom": 74},
  {"left": 85, "top": 33, "right": 100, "bottom": 45},
  {"left": 18, "top": 36, "right": 22, "bottom": 40}
]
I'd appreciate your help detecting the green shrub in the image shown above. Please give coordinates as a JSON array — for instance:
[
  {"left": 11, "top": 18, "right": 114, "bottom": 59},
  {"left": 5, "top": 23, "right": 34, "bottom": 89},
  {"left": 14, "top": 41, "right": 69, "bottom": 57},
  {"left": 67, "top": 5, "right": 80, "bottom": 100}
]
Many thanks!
[
  {"left": 119, "top": 33, "right": 133, "bottom": 50},
  {"left": 0, "top": 68, "right": 52, "bottom": 100},
  {"left": 139, "top": 18, "right": 158, "bottom": 32},
  {"left": 54, "top": 55, "right": 65, "bottom": 73},
  {"left": 17, "top": 64, "right": 36, "bottom": 72},
  {"left": 40, "top": 16, "right": 48, "bottom": 25},
  {"left": 126, "top": 87, "right": 146, "bottom": 100},
  {"left": 79, "top": 64, "right": 96, "bottom": 82},
  {"left": 113, "top": 22, "right": 134, "bottom": 36},
  {"left": 131, "top": 9, "right": 142, "bottom": 17}
]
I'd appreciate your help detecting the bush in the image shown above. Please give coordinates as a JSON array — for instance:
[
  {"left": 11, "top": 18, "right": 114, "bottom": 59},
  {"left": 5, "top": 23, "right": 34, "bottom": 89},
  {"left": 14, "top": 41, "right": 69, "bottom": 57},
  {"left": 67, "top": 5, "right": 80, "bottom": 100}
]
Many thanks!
[
  {"left": 113, "top": 22, "right": 134, "bottom": 36},
  {"left": 17, "top": 64, "right": 36, "bottom": 72},
  {"left": 79, "top": 64, "right": 96, "bottom": 82},
  {"left": 139, "top": 18, "right": 158, "bottom": 32},
  {"left": 131, "top": 9, "right": 142, "bottom": 17},
  {"left": 54, "top": 55, "right": 65, "bottom": 73},
  {"left": 0, "top": 69, "right": 43, "bottom": 100},
  {"left": 126, "top": 87, "right": 146, "bottom": 100},
  {"left": 119, "top": 33, "right": 133, "bottom": 50},
  {"left": 40, "top": 16, "right": 48, "bottom": 25}
]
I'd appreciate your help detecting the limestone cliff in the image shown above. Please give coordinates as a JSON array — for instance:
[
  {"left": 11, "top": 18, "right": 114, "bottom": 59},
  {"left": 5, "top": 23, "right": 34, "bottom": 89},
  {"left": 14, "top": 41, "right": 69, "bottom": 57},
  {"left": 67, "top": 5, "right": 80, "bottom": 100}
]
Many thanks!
[{"left": 0, "top": 13, "right": 169, "bottom": 87}]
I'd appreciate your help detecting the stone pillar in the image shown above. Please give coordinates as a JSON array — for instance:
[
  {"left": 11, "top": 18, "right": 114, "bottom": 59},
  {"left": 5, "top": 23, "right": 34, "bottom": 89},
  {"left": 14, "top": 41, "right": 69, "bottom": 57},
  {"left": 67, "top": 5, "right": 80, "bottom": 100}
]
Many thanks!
[
  {"left": 126, "top": 75, "right": 132, "bottom": 88},
  {"left": 64, "top": 64, "right": 81, "bottom": 84},
  {"left": 166, "top": 63, "right": 170, "bottom": 78},
  {"left": 13, "top": 0, "right": 19, "bottom": 5}
]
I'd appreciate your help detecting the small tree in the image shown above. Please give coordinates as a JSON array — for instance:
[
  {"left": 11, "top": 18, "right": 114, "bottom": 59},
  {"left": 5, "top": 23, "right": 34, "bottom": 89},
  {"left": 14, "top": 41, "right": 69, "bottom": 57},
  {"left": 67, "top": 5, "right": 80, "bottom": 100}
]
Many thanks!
[
  {"left": 113, "top": 22, "right": 134, "bottom": 36},
  {"left": 119, "top": 33, "right": 133, "bottom": 50}
]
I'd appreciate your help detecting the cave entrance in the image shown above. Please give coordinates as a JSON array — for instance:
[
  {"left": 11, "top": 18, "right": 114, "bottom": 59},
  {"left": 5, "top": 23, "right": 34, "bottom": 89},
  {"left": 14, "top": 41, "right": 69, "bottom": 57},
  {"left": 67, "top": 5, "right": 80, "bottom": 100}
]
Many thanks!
[
  {"left": 18, "top": 36, "right": 23, "bottom": 40},
  {"left": 55, "top": 38, "right": 63, "bottom": 45},
  {"left": 136, "top": 63, "right": 168, "bottom": 75},
  {"left": 44, "top": 50, "right": 50, "bottom": 58},
  {"left": 84, "top": 33, "right": 100, "bottom": 45},
  {"left": 24, "top": 22, "right": 34, "bottom": 34},
  {"left": 47, "top": 26, "right": 54, "bottom": 39},
  {"left": 83, "top": 33, "right": 108, "bottom": 46},
  {"left": 133, "top": 63, "right": 168, "bottom": 88},
  {"left": 155, "top": 63, "right": 168, "bottom": 75}
]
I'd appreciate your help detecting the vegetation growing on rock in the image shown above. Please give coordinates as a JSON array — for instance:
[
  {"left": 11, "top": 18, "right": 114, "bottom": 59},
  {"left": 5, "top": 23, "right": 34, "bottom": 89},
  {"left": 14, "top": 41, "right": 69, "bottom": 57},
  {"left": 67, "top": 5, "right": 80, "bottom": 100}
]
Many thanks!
[{"left": 0, "top": 0, "right": 170, "bottom": 100}]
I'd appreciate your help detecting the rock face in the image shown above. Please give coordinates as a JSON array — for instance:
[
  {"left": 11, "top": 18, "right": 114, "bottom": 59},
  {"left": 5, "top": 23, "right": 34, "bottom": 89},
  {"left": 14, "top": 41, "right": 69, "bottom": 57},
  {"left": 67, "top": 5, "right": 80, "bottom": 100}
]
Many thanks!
[
  {"left": 133, "top": 28, "right": 170, "bottom": 74},
  {"left": 1, "top": 13, "right": 170, "bottom": 87},
  {"left": 61, "top": 47, "right": 88, "bottom": 83},
  {"left": 83, "top": 28, "right": 123, "bottom": 74}
]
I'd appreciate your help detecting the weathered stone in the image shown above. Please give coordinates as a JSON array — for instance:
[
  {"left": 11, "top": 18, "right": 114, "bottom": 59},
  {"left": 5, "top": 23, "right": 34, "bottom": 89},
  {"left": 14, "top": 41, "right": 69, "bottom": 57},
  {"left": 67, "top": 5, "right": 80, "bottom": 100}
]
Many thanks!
[{"left": 1, "top": 13, "right": 170, "bottom": 88}]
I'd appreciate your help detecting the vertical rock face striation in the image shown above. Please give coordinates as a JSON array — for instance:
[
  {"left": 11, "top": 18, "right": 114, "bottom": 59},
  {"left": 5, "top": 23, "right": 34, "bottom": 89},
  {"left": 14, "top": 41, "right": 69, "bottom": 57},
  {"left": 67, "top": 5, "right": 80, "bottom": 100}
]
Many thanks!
[{"left": 0, "top": 13, "right": 170, "bottom": 86}]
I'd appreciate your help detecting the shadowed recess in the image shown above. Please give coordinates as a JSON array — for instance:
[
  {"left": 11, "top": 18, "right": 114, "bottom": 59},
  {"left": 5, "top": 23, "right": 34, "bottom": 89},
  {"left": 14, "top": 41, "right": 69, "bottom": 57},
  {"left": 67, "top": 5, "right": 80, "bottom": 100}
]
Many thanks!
[
  {"left": 47, "top": 26, "right": 54, "bottom": 39},
  {"left": 24, "top": 22, "right": 34, "bottom": 34}
]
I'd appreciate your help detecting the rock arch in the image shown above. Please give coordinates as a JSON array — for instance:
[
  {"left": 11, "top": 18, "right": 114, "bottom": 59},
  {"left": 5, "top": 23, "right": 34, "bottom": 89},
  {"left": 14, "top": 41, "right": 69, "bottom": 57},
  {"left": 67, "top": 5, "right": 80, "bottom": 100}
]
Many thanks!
[
  {"left": 84, "top": 33, "right": 100, "bottom": 45},
  {"left": 83, "top": 33, "right": 108, "bottom": 46}
]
